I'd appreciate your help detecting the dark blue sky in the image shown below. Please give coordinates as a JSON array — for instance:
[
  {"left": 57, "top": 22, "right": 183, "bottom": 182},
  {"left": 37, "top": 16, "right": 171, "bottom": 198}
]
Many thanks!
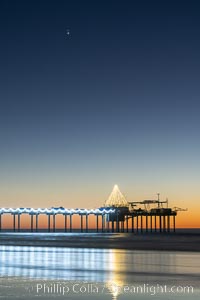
[{"left": 0, "top": 0, "right": 200, "bottom": 210}]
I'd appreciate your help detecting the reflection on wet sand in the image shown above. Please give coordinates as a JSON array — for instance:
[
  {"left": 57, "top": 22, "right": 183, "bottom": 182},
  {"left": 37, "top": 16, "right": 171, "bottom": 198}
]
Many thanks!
[
  {"left": 0, "top": 245, "right": 179, "bottom": 281},
  {"left": 0, "top": 245, "right": 200, "bottom": 299},
  {"left": 0, "top": 246, "right": 119, "bottom": 282}
]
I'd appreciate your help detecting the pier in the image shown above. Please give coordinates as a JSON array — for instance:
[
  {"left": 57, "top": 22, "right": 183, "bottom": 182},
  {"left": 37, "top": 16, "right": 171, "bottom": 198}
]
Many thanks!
[
  {"left": 0, "top": 186, "right": 184, "bottom": 233},
  {"left": 0, "top": 208, "right": 115, "bottom": 233},
  {"left": 0, "top": 207, "right": 177, "bottom": 233}
]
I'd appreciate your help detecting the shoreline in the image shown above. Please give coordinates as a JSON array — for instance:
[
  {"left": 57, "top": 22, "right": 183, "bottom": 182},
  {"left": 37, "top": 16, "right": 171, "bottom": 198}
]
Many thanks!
[{"left": 0, "top": 232, "right": 200, "bottom": 252}]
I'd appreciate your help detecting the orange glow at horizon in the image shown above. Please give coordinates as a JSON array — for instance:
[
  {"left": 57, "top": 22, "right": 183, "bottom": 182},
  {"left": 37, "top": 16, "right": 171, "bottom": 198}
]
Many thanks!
[
  {"left": 1, "top": 186, "right": 200, "bottom": 229},
  {"left": 0, "top": 184, "right": 200, "bottom": 229}
]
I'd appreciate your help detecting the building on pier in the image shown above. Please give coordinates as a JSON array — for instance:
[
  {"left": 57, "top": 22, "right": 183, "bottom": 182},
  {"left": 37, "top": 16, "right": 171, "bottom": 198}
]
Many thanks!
[{"left": 102, "top": 185, "right": 184, "bottom": 233}]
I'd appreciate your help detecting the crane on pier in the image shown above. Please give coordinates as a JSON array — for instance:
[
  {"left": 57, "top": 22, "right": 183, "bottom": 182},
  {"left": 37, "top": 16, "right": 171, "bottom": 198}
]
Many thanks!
[{"left": 128, "top": 194, "right": 168, "bottom": 211}]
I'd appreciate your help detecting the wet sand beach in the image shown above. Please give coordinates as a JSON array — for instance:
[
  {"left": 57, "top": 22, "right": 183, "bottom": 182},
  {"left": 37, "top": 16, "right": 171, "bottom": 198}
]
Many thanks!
[{"left": 0, "top": 244, "right": 200, "bottom": 300}]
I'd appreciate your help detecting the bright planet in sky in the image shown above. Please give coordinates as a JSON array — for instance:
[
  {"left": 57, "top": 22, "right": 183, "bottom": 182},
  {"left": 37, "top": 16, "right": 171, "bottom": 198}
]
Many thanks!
[{"left": 66, "top": 28, "right": 70, "bottom": 36}]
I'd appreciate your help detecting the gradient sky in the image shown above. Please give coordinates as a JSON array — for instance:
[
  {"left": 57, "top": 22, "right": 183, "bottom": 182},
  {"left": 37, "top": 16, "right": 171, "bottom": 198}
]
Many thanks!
[{"left": 0, "top": 0, "right": 200, "bottom": 227}]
